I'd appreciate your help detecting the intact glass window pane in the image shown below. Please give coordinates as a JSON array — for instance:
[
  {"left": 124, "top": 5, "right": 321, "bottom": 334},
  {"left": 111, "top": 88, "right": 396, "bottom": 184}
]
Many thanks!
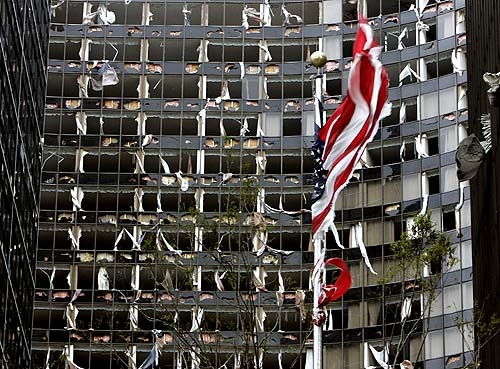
[
  {"left": 302, "top": 111, "right": 315, "bottom": 136},
  {"left": 437, "top": 12, "right": 455, "bottom": 39},
  {"left": 323, "top": 0, "right": 342, "bottom": 23},
  {"left": 262, "top": 112, "right": 281, "bottom": 136},
  {"left": 324, "top": 36, "right": 342, "bottom": 60},
  {"left": 444, "top": 285, "right": 461, "bottom": 314},
  {"left": 364, "top": 220, "right": 394, "bottom": 246},
  {"left": 420, "top": 92, "right": 439, "bottom": 119},
  {"left": 425, "top": 330, "right": 444, "bottom": 359},
  {"left": 460, "top": 200, "right": 471, "bottom": 227},
  {"left": 241, "top": 76, "right": 260, "bottom": 100},
  {"left": 402, "top": 174, "right": 421, "bottom": 201},
  {"left": 439, "top": 86, "right": 457, "bottom": 114},
  {"left": 441, "top": 165, "right": 458, "bottom": 192},
  {"left": 444, "top": 327, "right": 462, "bottom": 355},
  {"left": 439, "top": 125, "right": 457, "bottom": 153},
  {"left": 364, "top": 180, "right": 382, "bottom": 207},
  {"left": 383, "top": 177, "right": 401, "bottom": 203},
  {"left": 460, "top": 240, "right": 472, "bottom": 269},
  {"left": 343, "top": 183, "right": 361, "bottom": 209},
  {"left": 462, "top": 281, "right": 473, "bottom": 310}
]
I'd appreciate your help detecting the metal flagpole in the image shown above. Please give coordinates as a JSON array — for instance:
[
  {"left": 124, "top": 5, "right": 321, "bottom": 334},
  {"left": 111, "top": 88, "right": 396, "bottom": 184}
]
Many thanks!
[{"left": 310, "top": 50, "right": 327, "bottom": 369}]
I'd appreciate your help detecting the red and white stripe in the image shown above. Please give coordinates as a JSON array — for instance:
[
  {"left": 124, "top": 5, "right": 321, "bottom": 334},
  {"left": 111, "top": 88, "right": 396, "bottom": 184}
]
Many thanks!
[{"left": 312, "top": 22, "right": 391, "bottom": 237}]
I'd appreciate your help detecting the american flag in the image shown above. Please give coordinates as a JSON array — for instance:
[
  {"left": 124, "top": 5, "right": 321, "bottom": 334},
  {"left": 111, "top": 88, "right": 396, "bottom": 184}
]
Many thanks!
[{"left": 311, "top": 21, "right": 391, "bottom": 238}]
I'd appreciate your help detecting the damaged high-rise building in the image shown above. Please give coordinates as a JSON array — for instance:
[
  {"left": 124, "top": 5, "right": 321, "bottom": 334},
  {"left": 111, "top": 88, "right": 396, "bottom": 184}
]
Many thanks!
[{"left": 33, "top": 1, "right": 473, "bottom": 369}]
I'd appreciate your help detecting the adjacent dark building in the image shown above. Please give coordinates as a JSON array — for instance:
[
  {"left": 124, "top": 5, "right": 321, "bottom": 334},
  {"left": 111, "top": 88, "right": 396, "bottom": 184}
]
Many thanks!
[
  {"left": 466, "top": 1, "right": 500, "bottom": 368},
  {"left": 33, "top": 1, "right": 473, "bottom": 369},
  {"left": 0, "top": 0, "right": 50, "bottom": 368}
]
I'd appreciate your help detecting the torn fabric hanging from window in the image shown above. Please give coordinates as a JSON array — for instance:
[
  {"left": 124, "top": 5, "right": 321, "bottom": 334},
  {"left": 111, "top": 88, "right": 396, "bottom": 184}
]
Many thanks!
[
  {"left": 262, "top": 76, "right": 269, "bottom": 99},
  {"left": 134, "top": 188, "right": 144, "bottom": 212},
  {"left": 368, "top": 343, "right": 390, "bottom": 369},
  {"left": 75, "top": 149, "right": 88, "bottom": 173},
  {"left": 399, "top": 101, "right": 406, "bottom": 124},
  {"left": 97, "top": 267, "right": 110, "bottom": 290},
  {"left": 190, "top": 307, "right": 204, "bottom": 332},
  {"left": 242, "top": 6, "right": 267, "bottom": 29},
  {"left": 262, "top": 0, "right": 273, "bottom": 25},
  {"left": 99, "top": 117, "right": 104, "bottom": 135},
  {"left": 83, "top": 4, "right": 98, "bottom": 24},
  {"left": 70, "top": 187, "right": 84, "bottom": 211},
  {"left": 281, "top": 5, "right": 303, "bottom": 25},
  {"left": 156, "top": 230, "right": 182, "bottom": 255},
  {"left": 419, "top": 172, "right": 429, "bottom": 215},
  {"left": 142, "top": 134, "right": 158, "bottom": 147},
  {"left": 458, "top": 85, "right": 467, "bottom": 110},
  {"left": 159, "top": 269, "right": 174, "bottom": 290},
  {"left": 79, "top": 39, "right": 92, "bottom": 61},
  {"left": 399, "top": 64, "right": 422, "bottom": 86},
  {"left": 114, "top": 228, "right": 125, "bottom": 250},
  {"left": 68, "top": 226, "right": 81, "bottom": 250},
  {"left": 214, "top": 270, "right": 226, "bottom": 291},
  {"left": 50, "top": 0, "right": 64, "bottom": 16},
  {"left": 451, "top": 48, "right": 466, "bottom": 76},
  {"left": 256, "top": 152, "right": 267, "bottom": 174},
  {"left": 455, "top": 179, "right": 467, "bottom": 236},
  {"left": 136, "top": 113, "right": 147, "bottom": 136},
  {"left": 159, "top": 156, "right": 171, "bottom": 174},
  {"left": 175, "top": 172, "right": 189, "bottom": 191},
  {"left": 131, "top": 264, "right": 140, "bottom": 290},
  {"left": 142, "top": 3, "right": 153, "bottom": 24},
  {"left": 75, "top": 112, "right": 87, "bottom": 135},
  {"left": 252, "top": 268, "right": 268, "bottom": 291},
  {"left": 62, "top": 347, "right": 84, "bottom": 369},
  {"left": 256, "top": 119, "right": 265, "bottom": 137},
  {"left": 182, "top": 5, "right": 191, "bottom": 26},
  {"left": 240, "top": 118, "right": 249, "bottom": 136},
  {"left": 259, "top": 41, "right": 273, "bottom": 62},
  {"left": 350, "top": 223, "right": 377, "bottom": 274},
  {"left": 65, "top": 303, "right": 79, "bottom": 330},
  {"left": 115, "top": 228, "right": 141, "bottom": 250},
  {"left": 129, "top": 304, "right": 139, "bottom": 330},
  {"left": 134, "top": 149, "right": 146, "bottom": 174},
  {"left": 215, "top": 81, "right": 230, "bottom": 104},
  {"left": 198, "top": 40, "right": 209, "bottom": 62},
  {"left": 97, "top": 4, "right": 116, "bottom": 24},
  {"left": 138, "top": 344, "right": 160, "bottom": 369},
  {"left": 195, "top": 188, "right": 204, "bottom": 209},
  {"left": 186, "top": 154, "right": 193, "bottom": 174},
  {"left": 91, "top": 63, "right": 119, "bottom": 91},
  {"left": 137, "top": 76, "right": 149, "bottom": 98},
  {"left": 156, "top": 191, "right": 162, "bottom": 213},
  {"left": 256, "top": 307, "right": 266, "bottom": 332},
  {"left": 67, "top": 268, "right": 77, "bottom": 289},
  {"left": 397, "top": 27, "right": 408, "bottom": 50},
  {"left": 76, "top": 74, "right": 89, "bottom": 98},
  {"left": 415, "top": 134, "right": 429, "bottom": 158},
  {"left": 305, "top": 349, "right": 313, "bottom": 369},
  {"left": 400, "top": 141, "right": 406, "bottom": 161},
  {"left": 219, "top": 119, "right": 226, "bottom": 136},
  {"left": 401, "top": 296, "right": 412, "bottom": 321}
]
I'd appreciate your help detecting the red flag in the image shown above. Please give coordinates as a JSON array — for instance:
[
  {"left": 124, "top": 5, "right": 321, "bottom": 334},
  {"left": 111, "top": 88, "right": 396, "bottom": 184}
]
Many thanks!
[
  {"left": 317, "top": 258, "right": 352, "bottom": 307},
  {"left": 311, "top": 22, "right": 391, "bottom": 237}
]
